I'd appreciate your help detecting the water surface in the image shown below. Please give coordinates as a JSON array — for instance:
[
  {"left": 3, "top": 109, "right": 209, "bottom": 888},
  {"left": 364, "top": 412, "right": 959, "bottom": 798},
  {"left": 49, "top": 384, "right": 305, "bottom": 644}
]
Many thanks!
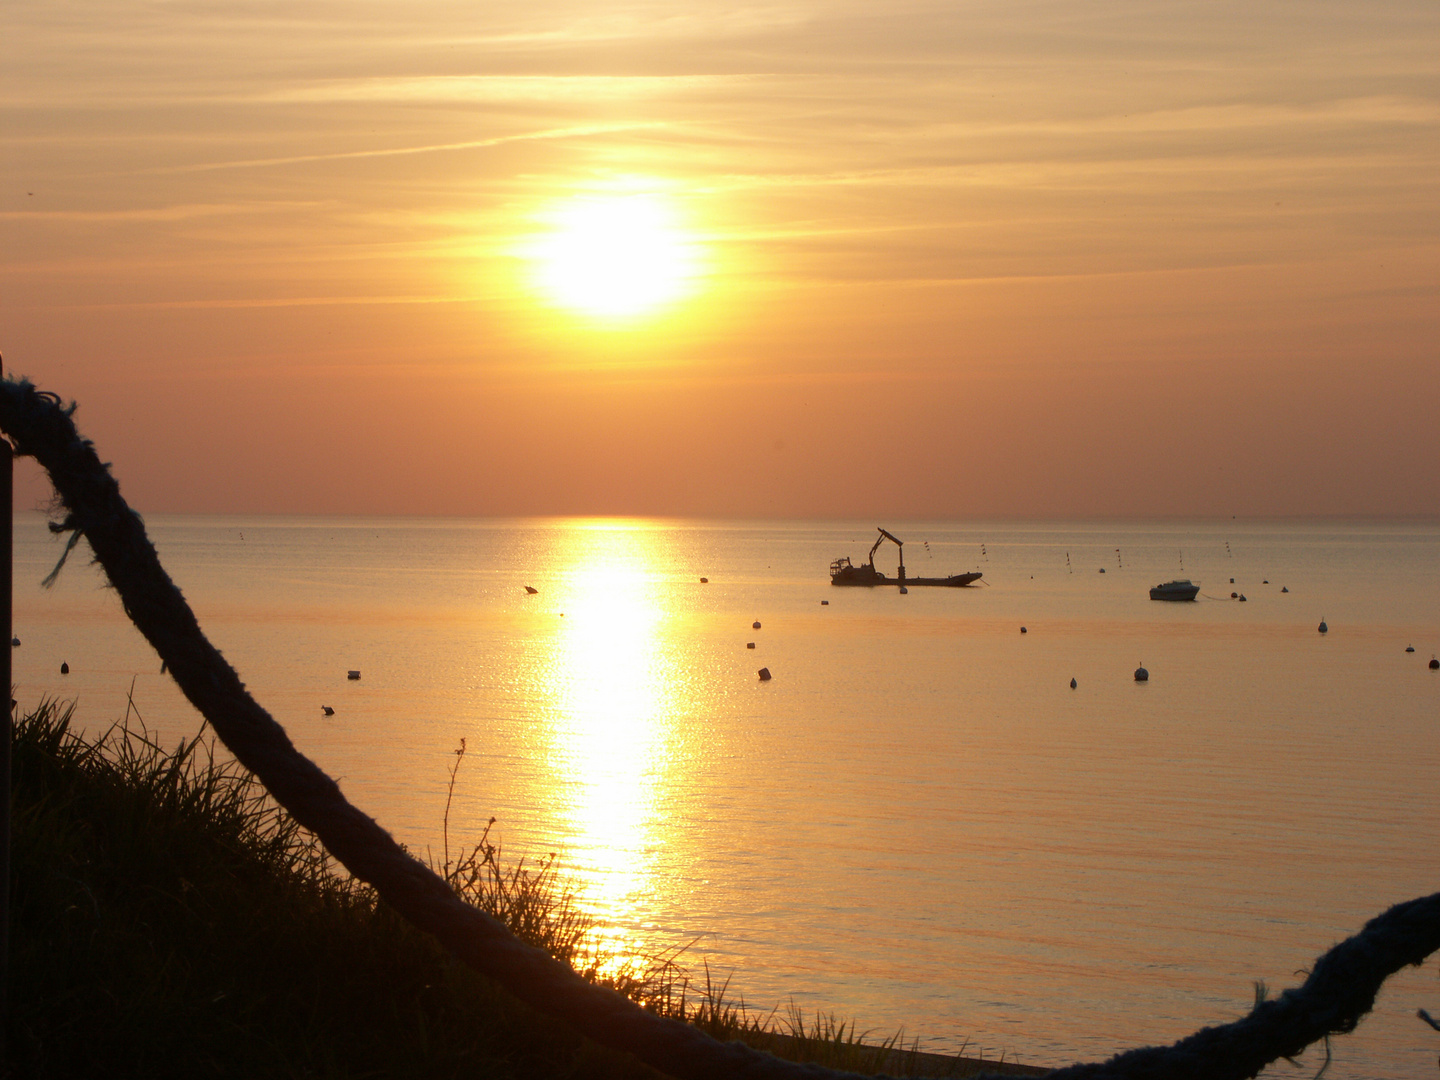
[{"left": 13, "top": 515, "right": 1440, "bottom": 1075}]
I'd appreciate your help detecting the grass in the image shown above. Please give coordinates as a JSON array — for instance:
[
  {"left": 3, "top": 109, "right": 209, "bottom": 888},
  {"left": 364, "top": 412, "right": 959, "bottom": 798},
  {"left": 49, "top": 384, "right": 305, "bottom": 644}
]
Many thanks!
[{"left": 7, "top": 698, "right": 1042, "bottom": 1078}]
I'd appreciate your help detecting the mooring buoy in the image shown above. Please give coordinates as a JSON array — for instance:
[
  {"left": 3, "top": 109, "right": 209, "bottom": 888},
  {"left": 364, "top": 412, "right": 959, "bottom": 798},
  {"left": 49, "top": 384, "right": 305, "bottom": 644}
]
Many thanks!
[
  {"left": 1070, "top": 677, "right": 1077, "bottom": 689},
  {"left": 1318, "top": 620, "right": 1328, "bottom": 634},
  {"left": 1134, "top": 665, "right": 1148, "bottom": 682},
  {"left": 322, "top": 706, "right": 334, "bottom": 716},
  {"left": 699, "top": 577, "right": 708, "bottom": 583},
  {"left": 758, "top": 667, "right": 772, "bottom": 681},
  {"left": 347, "top": 669, "right": 361, "bottom": 680},
  {"left": 60, "top": 662, "right": 69, "bottom": 675},
  {"left": 746, "top": 642, "right": 755, "bottom": 649},
  {"left": 1020, "top": 626, "right": 1027, "bottom": 634},
  {"left": 1406, "top": 645, "right": 1415, "bottom": 653},
  {"left": 1431, "top": 656, "right": 1439, "bottom": 671},
  {"left": 753, "top": 621, "right": 761, "bottom": 630}
]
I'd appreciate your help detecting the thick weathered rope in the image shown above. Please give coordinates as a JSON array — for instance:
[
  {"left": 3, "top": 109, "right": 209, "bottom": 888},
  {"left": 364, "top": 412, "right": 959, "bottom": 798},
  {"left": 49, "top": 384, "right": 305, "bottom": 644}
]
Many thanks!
[{"left": 2, "top": 374, "right": 1436, "bottom": 1080}]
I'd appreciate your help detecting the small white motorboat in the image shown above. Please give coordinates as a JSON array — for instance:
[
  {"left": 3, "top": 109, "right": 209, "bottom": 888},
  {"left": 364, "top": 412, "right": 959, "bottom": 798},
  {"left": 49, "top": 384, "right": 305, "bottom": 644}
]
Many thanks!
[{"left": 1150, "top": 579, "right": 1200, "bottom": 601}]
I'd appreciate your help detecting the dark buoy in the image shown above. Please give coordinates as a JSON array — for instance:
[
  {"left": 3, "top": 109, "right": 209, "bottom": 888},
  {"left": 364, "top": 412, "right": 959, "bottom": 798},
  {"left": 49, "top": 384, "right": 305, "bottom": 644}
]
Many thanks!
[
  {"left": 1230, "top": 578, "right": 1235, "bottom": 584},
  {"left": 820, "top": 600, "right": 829, "bottom": 605},
  {"left": 898, "top": 585, "right": 908, "bottom": 594},
  {"left": 1262, "top": 579, "right": 1269, "bottom": 584},
  {"left": 1231, "top": 592, "right": 1238, "bottom": 598},
  {"left": 1099, "top": 567, "right": 1106, "bottom": 573},
  {"left": 1134, "top": 665, "right": 1148, "bottom": 682},
  {"left": 1239, "top": 594, "right": 1247, "bottom": 602},
  {"left": 1281, "top": 586, "right": 1289, "bottom": 593},
  {"left": 322, "top": 706, "right": 334, "bottom": 716},
  {"left": 757, "top": 667, "right": 772, "bottom": 681},
  {"left": 753, "top": 621, "right": 761, "bottom": 630},
  {"left": 347, "top": 669, "right": 361, "bottom": 680},
  {"left": 699, "top": 577, "right": 708, "bottom": 583},
  {"left": 9, "top": 637, "right": 17, "bottom": 647},
  {"left": 524, "top": 585, "right": 538, "bottom": 594},
  {"left": 1318, "top": 620, "right": 1327, "bottom": 634},
  {"left": 1405, "top": 645, "right": 1415, "bottom": 653},
  {"left": 1431, "top": 656, "right": 1439, "bottom": 671},
  {"left": 746, "top": 642, "right": 755, "bottom": 649},
  {"left": 1070, "top": 677, "right": 1077, "bottom": 689},
  {"left": 60, "top": 662, "right": 69, "bottom": 675},
  {"left": 1020, "top": 626, "right": 1027, "bottom": 634}
]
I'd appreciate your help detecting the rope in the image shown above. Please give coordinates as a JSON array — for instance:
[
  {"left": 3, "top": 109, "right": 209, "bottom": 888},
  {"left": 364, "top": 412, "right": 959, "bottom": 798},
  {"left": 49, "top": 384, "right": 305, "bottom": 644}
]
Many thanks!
[{"left": 1, "top": 374, "right": 1436, "bottom": 1080}]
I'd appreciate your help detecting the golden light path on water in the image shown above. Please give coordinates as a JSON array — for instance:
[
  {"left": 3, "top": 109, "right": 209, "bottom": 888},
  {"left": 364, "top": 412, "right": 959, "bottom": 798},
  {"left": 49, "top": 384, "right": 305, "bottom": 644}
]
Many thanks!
[{"left": 538, "top": 522, "right": 677, "bottom": 969}]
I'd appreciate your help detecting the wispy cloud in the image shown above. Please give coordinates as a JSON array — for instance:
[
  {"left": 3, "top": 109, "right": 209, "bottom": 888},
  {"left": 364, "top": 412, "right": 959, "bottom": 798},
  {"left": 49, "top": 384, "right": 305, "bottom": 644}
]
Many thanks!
[{"left": 133, "top": 123, "right": 663, "bottom": 175}]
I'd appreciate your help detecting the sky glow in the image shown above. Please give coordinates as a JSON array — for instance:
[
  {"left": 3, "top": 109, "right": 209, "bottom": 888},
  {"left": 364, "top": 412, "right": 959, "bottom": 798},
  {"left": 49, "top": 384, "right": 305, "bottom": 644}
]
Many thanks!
[
  {"left": 525, "top": 192, "right": 701, "bottom": 319},
  {"left": 1, "top": 1, "right": 1436, "bottom": 518}
]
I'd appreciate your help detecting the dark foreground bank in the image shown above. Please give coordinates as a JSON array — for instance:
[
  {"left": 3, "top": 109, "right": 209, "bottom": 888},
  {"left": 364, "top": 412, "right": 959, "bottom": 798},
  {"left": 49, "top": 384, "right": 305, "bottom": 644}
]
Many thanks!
[{"left": 6, "top": 699, "right": 1043, "bottom": 1079}]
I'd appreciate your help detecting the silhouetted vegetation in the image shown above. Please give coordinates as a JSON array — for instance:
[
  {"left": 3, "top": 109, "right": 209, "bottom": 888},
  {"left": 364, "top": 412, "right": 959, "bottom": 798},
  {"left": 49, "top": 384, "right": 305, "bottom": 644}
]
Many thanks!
[{"left": 8, "top": 699, "right": 1041, "bottom": 1078}]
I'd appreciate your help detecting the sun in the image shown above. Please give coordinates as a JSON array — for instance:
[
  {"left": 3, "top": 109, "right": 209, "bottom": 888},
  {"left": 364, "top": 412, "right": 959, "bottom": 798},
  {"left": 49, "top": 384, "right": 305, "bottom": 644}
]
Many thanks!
[{"left": 526, "top": 193, "right": 701, "bottom": 320}]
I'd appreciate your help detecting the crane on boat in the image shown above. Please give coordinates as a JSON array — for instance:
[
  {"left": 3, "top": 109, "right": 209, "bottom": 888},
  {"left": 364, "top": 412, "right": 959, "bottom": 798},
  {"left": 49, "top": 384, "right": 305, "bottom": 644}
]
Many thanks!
[
  {"left": 869, "top": 527, "right": 906, "bottom": 582},
  {"left": 829, "top": 528, "right": 982, "bottom": 588}
]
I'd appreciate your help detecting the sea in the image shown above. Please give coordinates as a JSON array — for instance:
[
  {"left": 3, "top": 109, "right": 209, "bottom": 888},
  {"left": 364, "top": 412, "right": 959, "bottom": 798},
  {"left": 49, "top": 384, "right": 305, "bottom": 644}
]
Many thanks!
[{"left": 11, "top": 513, "right": 1440, "bottom": 1076}]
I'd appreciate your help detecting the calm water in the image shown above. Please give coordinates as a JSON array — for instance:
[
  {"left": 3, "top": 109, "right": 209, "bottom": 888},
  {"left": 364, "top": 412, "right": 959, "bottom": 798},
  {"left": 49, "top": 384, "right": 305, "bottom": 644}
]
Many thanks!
[{"left": 12, "top": 514, "right": 1440, "bottom": 1075}]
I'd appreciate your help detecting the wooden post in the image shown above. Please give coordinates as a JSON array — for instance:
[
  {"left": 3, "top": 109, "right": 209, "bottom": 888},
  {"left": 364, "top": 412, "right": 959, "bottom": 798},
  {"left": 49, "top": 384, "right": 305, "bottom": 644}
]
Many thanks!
[{"left": 0, "top": 363, "right": 11, "bottom": 1060}]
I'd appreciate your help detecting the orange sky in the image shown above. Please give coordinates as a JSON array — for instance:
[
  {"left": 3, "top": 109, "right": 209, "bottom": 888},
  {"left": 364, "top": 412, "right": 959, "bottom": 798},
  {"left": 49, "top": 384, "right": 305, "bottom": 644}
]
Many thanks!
[{"left": 3, "top": 1, "right": 1437, "bottom": 518}]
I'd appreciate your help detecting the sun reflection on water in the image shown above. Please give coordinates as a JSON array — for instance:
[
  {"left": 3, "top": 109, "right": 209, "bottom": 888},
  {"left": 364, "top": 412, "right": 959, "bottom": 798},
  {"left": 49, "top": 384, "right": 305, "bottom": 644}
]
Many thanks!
[{"left": 539, "top": 522, "right": 678, "bottom": 964}]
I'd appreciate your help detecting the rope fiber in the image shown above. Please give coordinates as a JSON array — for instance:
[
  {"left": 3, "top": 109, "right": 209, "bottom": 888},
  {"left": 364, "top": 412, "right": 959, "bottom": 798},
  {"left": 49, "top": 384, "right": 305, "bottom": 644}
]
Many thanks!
[{"left": 2, "top": 374, "right": 1436, "bottom": 1080}]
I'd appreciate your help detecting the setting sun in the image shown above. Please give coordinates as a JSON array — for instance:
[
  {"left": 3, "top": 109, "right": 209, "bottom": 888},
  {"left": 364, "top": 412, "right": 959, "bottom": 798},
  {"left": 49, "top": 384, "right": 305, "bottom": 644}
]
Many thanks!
[{"left": 526, "top": 193, "right": 702, "bottom": 320}]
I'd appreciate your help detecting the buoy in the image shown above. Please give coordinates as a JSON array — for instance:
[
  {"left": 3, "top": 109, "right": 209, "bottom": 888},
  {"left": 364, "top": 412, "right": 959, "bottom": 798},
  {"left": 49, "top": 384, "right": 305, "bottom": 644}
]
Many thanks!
[
  {"left": 60, "top": 662, "right": 69, "bottom": 675},
  {"left": 1239, "top": 594, "right": 1247, "bottom": 602},
  {"left": 322, "top": 706, "right": 334, "bottom": 716},
  {"left": 1231, "top": 592, "right": 1238, "bottom": 598},
  {"left": 1099, "top": 567, "right": 1106, "bottom": 573},
  {"left": 1430, "top": 656, "right": 1439, "bottom": 671},
  {"left": 753, "top": 621, "right": 761, "bottom": 630},
  {"left": 1262, "top": 580, "right": 1269, "bottom": 584},
  {"left": 1230, "top": 578, "right": 1235, "bottom": 584},
  {"left": 746, "top": 642, "right": 755, "bottom": 649},
  {"left": 1281, "top": 586, "right": 1289, "bottom": 593},
  {"left": 1405, "top": 645, "right": 1415, "bottom": 653},
  {"left": 1134, "top": 665, "right": 1148, "bottom": 682},
  {"left": 757, "top": 667, "right": 772, "bottom": 681},
  {"left": 1317, "top": 620, "right": 1327, "bottom": 634},
  {"left": 1020, "top": 626, "right": 1027, "bottom": 634},
  {"left": 524, "top": 585, "right": 538, "bottom": 595},
  {"left": 347, "top": 670, "right": 361, "bottom": 680},
  {"left": 899, "top": 585, "right": 908, "bottom": 594},
  {"left": 820, "top": 600, "right": 829, "bottom": 605},
  {"left": 1070, "top": 677, "right": 1077, "bottom": 689},
  {"left": 9, "top": 637, "right": 17, "bottom": 647},
  {"left": 699, "top": 577, "right": 708, "bottom": 584}
]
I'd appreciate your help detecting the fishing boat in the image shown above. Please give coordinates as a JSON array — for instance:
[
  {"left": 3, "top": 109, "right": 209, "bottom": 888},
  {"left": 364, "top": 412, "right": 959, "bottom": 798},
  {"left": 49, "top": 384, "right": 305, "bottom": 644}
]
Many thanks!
[
  {"left": 1149, "top": 579, "right": 1200, "bottom": 601},
  {"left": 830, "top": 528, "right": 982, "bottom": 588}
]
